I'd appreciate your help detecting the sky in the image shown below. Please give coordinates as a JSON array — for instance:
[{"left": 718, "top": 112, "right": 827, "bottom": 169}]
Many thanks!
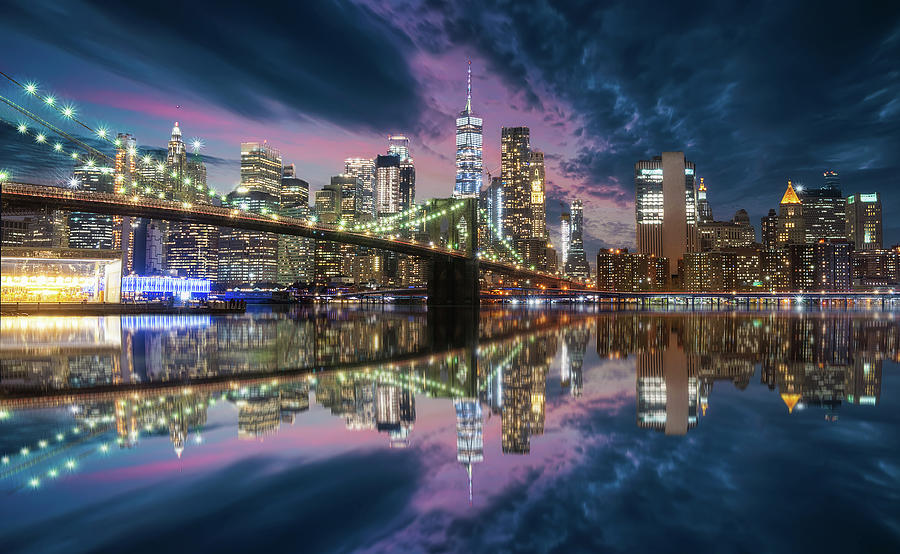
[{"left": 1, "top": 0, "right": 899, "bottom": 254}]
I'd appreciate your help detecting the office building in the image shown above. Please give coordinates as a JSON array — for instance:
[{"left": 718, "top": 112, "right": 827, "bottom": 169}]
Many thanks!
[
  {"left": 218, "top": 187, "right": 280, "bottom": 285},
  {"left": 528, "top": 150, "right": 546, "bottom": 240},
  {"left": 697, "top": 177, "right": 713, "bottom": 223},
  {"left": 240, "top": 142, "right": 282, "bottom": 197},
  {"left": 635, "top": 152, "right": 698, "bottom": 280},
  {"left": 68, "top": 165, "right": 115, "bottom": 250},
  {"left": 776, "top": 181, "right": 804, "bottom": 247},
  {"left": 850, "top": 249, "right": 900, "bottom": 286},
  {"left": 560, "top": 211, "right": 571, "bottom": 266},
  {"left": 454, "top": 61, "right": 483, "bottom": 199},
  {"left": 113, "top": 133, "right": 138, "bottom": 273},
  {"left": 846, "top": 193, "right": 882, "bottom": 251},
  {"left": 399, "top": 157, "right": 415, "bottom": 213},
  {"left": 564, "top": 200, "right": 591, "bottom": 279},
  {"left": 277, "top": 165, "right": 312, "bottom": 285},
  {"left": 375, "top": 154, "right": 401, "bottom": 215},
  {"left": 344, "top": 157, "right": 376, "bottom": 218},
  {"left": 761, "top": 209, "right": 778, "bottom": 250},
  {"left": 480, "top": 175, "right": 503, "bottom": 246},
  {"left": 799, "top": 174, "right": 845, "bottom": 242},
  {"left": 698, "top": 209, "right": 755, "bottom": 251},
  {"left": 500, "top": 127, "right": 531, "bottom": 245},
  {"left": 596, "top": 249, "right": 668, "bottom": 292}
]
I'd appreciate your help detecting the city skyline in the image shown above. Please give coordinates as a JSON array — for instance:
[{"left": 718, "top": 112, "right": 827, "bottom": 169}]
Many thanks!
[{"left": 1, "top": 1, "right": 898, "bottom": 256}]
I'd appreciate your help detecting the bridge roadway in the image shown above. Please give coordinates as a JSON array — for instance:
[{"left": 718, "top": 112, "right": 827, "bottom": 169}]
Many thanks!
[{"left": 1, "top": 182, "right": 592, "bottom": 294}]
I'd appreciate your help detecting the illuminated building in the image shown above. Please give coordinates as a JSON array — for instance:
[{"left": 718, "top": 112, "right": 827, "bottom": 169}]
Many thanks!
[
  {"left": 500, "top": 126, "right": 531, "bottom": 246},
  {"left": 846, "top": 192, "right": 882, "bottom": 251},
  {"left": 120, "top": 275, "right": 210, "bottom": 300},
  {"left": 454, "top": 61, "right": 483, "bottom": 198},
  {"left": 344, "top": 157, "right": 376, "bottom": 218},
  {"left": 330, "top": 174, "right": 361, "bottom": 221},
  {"left": 698, "top": 209, "right": 756, "bottom": 251},
  {"left": 388, "top": 135, "right": 410, "bottom": 160},
  {"left": 799, "top": 174, "right": 845, "bottom": 242},
  {"left": 850, "top": 249, "right": 900, "bottom": 286},
  {"left": 760, "top": 248, "right": 792, "bottom": 291},
  {"left": 776, "top": 181, "right": 805, "bottom": 247},
  {"left": 596, "top": 249, "right": 668, "bottom": 291},
  {"left": 480, "top": 175, "right": 503, "bottom": 246},
  {"left": 845, "top": 358, "right": 881, "bottom": 406},
  {"left": 277, "top": 164, "right": 312, "bottom": 285},
  {"left": 0, "top": 249, "right": 122, "bottom": 303},
  {"left": 399, "top": 157, "right": 415, "bottom": 213},
  {"left": 560, "top": 212, "right": 571, "bottom": 266},
  {"left": 697, "top": 177, "right": 713, "bottom": 223},
  {"left": 528, "top": 150, "right": 546, "bottom": 240},
  {"left": 114, "top": 133, "right": 137, "bottom": 274},
  {"left": 375, "top": 154, "right": 401, "bottom": 215},
  {"left": 683, "top": 251, "right": 738, "bottom": 292},
  {"left": 279, "top": 383, "right": 310, "bottom": 424},
  {"left": 635, "top": 152, "right": 698, "bottom": 280},
  {"left": 218, "top": 188, "right": 280, "bottom": 285},
  {"left": 1, "top": 218, "right": 27, "bottom": 246},
  {"left": 240, "top": 141, "right": 283, "bottom": 197},
  {"left": 761, "top": 209, "right": 778, "bottom": 250},
  {"left": 564, "top": 200, "right": 591, "bottom": 279},
  {"left": 454, "top": 398, "right": 483, "bottom": 503},
  {"left": 68, "top": 165, "right": 115, "bottom": 250}
]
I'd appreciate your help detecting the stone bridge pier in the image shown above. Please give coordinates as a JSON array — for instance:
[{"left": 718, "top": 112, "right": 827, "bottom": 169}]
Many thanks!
[{"left": 426, "top": 255, "right": 480, "bottom": 306}]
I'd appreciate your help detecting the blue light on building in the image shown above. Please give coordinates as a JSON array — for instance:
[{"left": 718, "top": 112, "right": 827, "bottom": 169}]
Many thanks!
[{"left": 121, "top": 275, "right": 210, "bottom": 297}]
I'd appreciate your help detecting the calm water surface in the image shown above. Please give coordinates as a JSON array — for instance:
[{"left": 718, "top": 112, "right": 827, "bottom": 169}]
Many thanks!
[{"left": 1, "top": 307, "right": 898, "bottom": 553}]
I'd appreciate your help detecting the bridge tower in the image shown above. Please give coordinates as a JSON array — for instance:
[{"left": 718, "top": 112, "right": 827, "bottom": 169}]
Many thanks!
[{"left": 422, "top": 198, "right": 480, "bottom": 306}]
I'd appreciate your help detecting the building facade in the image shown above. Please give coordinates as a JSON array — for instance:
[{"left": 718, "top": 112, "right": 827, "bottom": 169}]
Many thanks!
[
  {"left": 846, "top": 193, "right": 882, "bottom": 251},
  {"left": 454, "top": 61, "right": 483, "bottom": 198}
]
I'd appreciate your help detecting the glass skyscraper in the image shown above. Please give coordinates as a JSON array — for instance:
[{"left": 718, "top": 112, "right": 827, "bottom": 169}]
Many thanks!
[{"left": 454, "top": 61, "right": 483, "bottom": 198}]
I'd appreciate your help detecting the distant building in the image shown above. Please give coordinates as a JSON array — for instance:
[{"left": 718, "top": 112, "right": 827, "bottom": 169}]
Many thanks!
[
  {"left": 698, "top": 209, "right": 755, "bottom": 251},
  {"left": 697, "top": 177, "right": 713, "bottom": 223},
  {"left": 218, "top": 189, "right": 280, "bottom": 285},
  {"left": 635, "top": 152, "right": 698, "bottom": 280},
  {"left": 799, "top": 174, "right": 845, "bottom": 242},
  {"left": 528, "top": 150, "right": 546, "bottom": 240},
  {"left": 564, "top": 200, "right": 591, "bottom": 280},
  {"left": 500, "top": 126, "right": 531, "bottom": 245},
  {"left": 850, "top": 249, "right": 900, "bottom": 287},
  {"left": 68, "top": 165, "right": 115, "bottom": 250},
  {"left": 344, "top": 158, "right": 376, "bottom": 218},
  {"left": 776, "top": 181, "right": 804, "bottom": 247},
  {"left": 277, "top": 164, "right": 311, "bottom": 285},
  {"left": 454, "top": 61, "right": 483, "bottom": 199},
  {"left": 846, "top": 193, "right": 882, "bottom": 251},
  {"left": 761, "top": 209, "right": 778, "bottom": 250},
  {"left": 240, "top": 142, "right": 283, "bottom": 197},
  {"left": 375, "top": 154, "right": 401, "bottom": 216}
]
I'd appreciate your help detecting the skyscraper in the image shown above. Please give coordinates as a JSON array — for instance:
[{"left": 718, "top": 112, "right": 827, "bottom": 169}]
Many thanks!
[
  {"left": 344, "top": 157, "right": 376, "bottom": 218},
  {"left": 399, "top": 157, "right": 415, "bottom": 213},
  {"left": 528, "top": 150, "right": 546, "bottom": 239},
  {"left": 564, "top": 200, "right": 591, "bottom": 279},
  {"left": 761, "top": 209, "right": 778, "bottom": 250},
  {"left": 164, "top": 123, "right": 217, "bottom": 280},
  {"left": 454, "top": 61, "right": 483, "bottom": 198},
  {"left": 240, "top": 142, "right": 282, "bottom": 197},
  {"left": 218, "top": 142, "right": 282, "bottom": 285},
  {"left": 375, "top": 154, "right": 401, "bottom": 215},
  {"left": 776, "top": 181, "right": 805, "bottom": 247},
  {"left": 113, "top": 133, "right": 137, "bottom": 273},
  {"left": 846, "top": 192, "right": 883, "bottom": 251},
  {"left": 635, "top": 152, "right": 698, "bottom": 279},
  {"left": 68, "top": 165, "right": 115, "bottom": 249},
  {"left": 500, "top": 126, "right": 531, "bottom": 246},
  {"left": 277, "top": 164, "right": 311, "bottom": 285},
  {"left": 799, "top": 172, "right": 845, "bottom": 242},
  {"left": 697, "top": 177, "right": 713, "bottom": 223},
  {"left": 387, "top": 135, "right": 410, "bottom": 161},
  {"left": 560, "top": 211, "right": 571, "bottom": 265}
]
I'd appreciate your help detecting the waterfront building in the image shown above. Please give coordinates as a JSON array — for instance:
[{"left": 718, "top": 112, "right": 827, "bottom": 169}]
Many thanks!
[
  {"left": 277, "top": 164, "right": 312, "bottom": 285},
  {"left": 760, "top": 248, "right": 792, "bottom": 291},
  {"left": 0, "top": 248, "right": 122, "bottom": 303},
  {"left": 634, "top": 152, "right": 698, "bottom": 280},
  {"left": 761, "top": 209, "right": 778, "bottom": 250},
  {"left": 481, "top": 175, "right": 503, "bottom": 246},
  {"left": 776, "top": 181, "right": 805, "bottom": 247},
  {"left": 218, "top": 188, "right": 280, "bottom": 285},
  {"left": 850, "top": 248, "right": 900, "bottom": 287},
  {"left": 683, "top": 251, "right": 738, "bottom": 292},
  {"left": 596, "top": 249, "right": 668, "bottom": 292},
  {"left": 454, "top": 61, "right": 483, "bottom": 199},
  {"left": 846, "top": 193, "right": 882, "bottom": 251},
  {"left": 799, "top": 175, "right": 845, "bottom": 242},
  {"left": 344, "top": 158, "right": 376, "bottom": 218},
  {"left": 564, "top": 200, "right": 591, "bottom": 279}
]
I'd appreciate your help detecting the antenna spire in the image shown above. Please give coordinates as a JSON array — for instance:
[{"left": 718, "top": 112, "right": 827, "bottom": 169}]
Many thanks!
[{"left": 465, "top": 59, "right": 472, "bottom": 113}]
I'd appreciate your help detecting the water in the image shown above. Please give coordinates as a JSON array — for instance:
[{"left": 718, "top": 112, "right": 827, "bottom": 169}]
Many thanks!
[{"left": 1, "top": 307, "right": 898, "bottom": 552}]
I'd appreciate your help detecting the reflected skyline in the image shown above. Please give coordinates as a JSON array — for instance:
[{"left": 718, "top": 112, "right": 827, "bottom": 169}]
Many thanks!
[{"left": 2, "top": 308, "right": 896, "bottom": 503}]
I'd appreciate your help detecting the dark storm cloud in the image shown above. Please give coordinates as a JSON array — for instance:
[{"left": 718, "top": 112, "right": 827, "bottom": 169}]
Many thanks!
[
  {"left": 1, "top": 0, "right": 423, "bottom": 132},
  {"left": 375, "top": 0, "right": 900, "bottom": 245}
]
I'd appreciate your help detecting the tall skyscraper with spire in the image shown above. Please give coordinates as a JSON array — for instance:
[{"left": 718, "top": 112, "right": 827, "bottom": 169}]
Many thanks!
[
  {"left": 454, "top": 61, "right": 483, "bottom": 198},
  {"left": 697, "top": 177, "right": 713, "bottom": 223}
]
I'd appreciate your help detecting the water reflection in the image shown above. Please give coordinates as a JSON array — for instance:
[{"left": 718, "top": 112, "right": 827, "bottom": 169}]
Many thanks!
[{"left": 0, "top": 309, "right": 897, "bottom": 525}]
